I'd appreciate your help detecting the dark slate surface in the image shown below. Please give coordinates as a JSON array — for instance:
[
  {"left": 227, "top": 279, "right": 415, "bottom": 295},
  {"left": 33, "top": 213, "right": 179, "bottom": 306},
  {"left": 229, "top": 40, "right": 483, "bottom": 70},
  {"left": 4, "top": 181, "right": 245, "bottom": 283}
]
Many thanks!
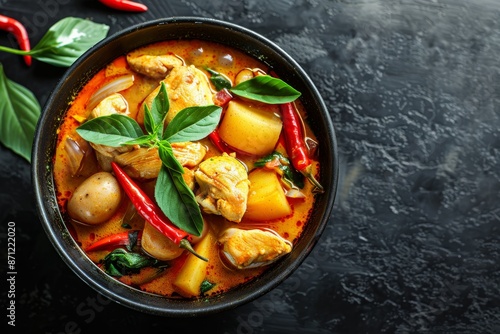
[{"left": 1, "top": 0, "right": 499, "bottom": 333}]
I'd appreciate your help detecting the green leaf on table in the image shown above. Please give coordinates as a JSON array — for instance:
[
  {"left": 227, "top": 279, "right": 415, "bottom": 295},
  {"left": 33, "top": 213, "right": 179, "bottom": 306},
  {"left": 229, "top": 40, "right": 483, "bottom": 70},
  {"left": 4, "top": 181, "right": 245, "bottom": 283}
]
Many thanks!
[
  {"left": 76, "top": 114, "right": 144, "bottom": 147},
  {"left": 163, "top": 105, "right": 222, "bottom": 143},
  {"left": 155, "top": 143, "right": 204, "bottom": 236},
  {"left": 30, "top": 17, "right": 110, "bottom": 67},
  {"left": 230, "top": 75, "right": 301, "bottom": 104},
  {"left": 0, "top": 63, "right": 41, "bottom": 162}
]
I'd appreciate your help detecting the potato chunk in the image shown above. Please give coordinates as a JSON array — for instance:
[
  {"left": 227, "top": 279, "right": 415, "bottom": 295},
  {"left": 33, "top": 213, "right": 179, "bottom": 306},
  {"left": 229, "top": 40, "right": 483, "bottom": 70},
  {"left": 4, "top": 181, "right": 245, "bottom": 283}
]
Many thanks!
[
  {"left": 218, "top": 100, "right": 282, "bottom": 156},
  {"left": 172, "top": 227, "right": 215, "bottom": 298},
  {"left": 244, "top": 168, "right": 291, "bottom": 221}
]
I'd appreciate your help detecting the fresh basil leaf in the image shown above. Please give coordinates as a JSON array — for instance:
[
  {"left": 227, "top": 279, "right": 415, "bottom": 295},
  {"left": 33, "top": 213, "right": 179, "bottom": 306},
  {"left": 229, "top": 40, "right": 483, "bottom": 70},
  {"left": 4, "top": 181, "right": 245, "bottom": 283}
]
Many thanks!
[
  {"left": 143, "top": 104, "right": 155, "bottom": 136},
  {"left": 30, "top": 17, "right": 109, "bottom": 67},
  {"left": 230, "top": 75, "right": 301, "bottom": 104},
  {"left": 164, "top": 105, "right": 222, "bottom": 143},
  {"left": 206, "top": 68, "right": 232, "bottom": 91},
  {"left": 76, "top": 114, "right": 144, "bottom": 146},
  {"left": 123, "top": 134, "right": 154, "bottom": 147},
  {"left": 156, "top": 145, "right": 203, "bottom": 236},
  {"left": 0, "top": 63, "right": 41, "bottom": 162},
  {"left": 103, "top": 248, "right": 156, "bottom": 277},
  {"left": 157, "top": 141, "right": 184, "bottom": 173},
  {"left": 200, "top": 280, "right": 216, "bottom": 294},
  {"left": 150, "top": 82, "right": 169, "bottom": 134}
]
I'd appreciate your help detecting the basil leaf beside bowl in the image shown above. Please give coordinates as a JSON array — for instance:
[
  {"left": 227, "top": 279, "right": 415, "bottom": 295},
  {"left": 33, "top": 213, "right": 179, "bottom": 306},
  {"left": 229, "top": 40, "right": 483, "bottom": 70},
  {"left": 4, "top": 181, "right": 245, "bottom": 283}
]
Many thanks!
[
  {"left": 30, "top": 17, "right": 110, "bottom": 67},
  {"left": 0, "top": 63, "right": 41, "bottom": 162}
]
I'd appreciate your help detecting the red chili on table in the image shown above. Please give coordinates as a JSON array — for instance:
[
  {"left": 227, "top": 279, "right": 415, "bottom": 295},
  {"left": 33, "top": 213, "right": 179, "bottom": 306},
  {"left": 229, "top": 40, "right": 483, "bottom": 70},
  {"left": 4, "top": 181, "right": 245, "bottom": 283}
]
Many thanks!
[
  {"left": 98, "top": 0, "right": 148, "bottom": 12},
  {"left": 280, "top": 102, "right": 324, "bottom": 193},
  {"left": 0, "top": 15, "right": 31, "bottom": 66},
  {"left": 110, "top": 162, "right": 207, "bottom": 261}
]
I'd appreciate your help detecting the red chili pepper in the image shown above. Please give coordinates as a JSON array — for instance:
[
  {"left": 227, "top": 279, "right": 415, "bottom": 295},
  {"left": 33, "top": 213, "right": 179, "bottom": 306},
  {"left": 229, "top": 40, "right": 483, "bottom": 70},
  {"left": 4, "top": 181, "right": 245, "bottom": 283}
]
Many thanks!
[
  {"left": 0, "top": 15, "right": 31, "bottom": 66},
  {"left": 111, "top": 162, "right": 208, "bottom": 261},
  {"left": 86, "top": 230, "right": 142, "bottom": 252},
  {"left": 98, "top": 0, "right": 148, "bottom": 12},
  {"left": 208, "top": 130, "right": 232, "bottom": 154},
  {"left": 280, "top": 102, "right": 323, "bottom": 192},
  {"left": 213, "top": 88, "right": 233, "bottom": 107}
]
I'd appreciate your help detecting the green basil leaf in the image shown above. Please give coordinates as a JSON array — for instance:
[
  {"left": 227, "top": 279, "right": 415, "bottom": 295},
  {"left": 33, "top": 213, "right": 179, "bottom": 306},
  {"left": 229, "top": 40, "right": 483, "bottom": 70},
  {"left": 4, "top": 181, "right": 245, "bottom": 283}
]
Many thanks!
[
  {"left": 230, "top": 75, "right": 301, "bottom": 104},
  {"left": 30, "top": 17, "right": 109, "bottom": 67},
  {"left": 164, "top": 105, "right": 222, "bottom": 143},
  {"left": 123, "top": 134, "right": 154, "bottom": 147},
  {"left": 150, "top": 82, "right": 169, "bottom": 134},
  {"left": 156, "top": 144, "right": 204, "bottom": 236},
  {"left": 143, "top": 104, "right": 155, "bottom": 136},
  {"left": 157, "top": 141, "right": 184, "bottom": 173},
  {"left": 200, "top": 280, "right": 216, "bottom": 294},
  {"left": 76, "top": 114, "right": 144, "bottom": 146},
  {"left": 0, "top": 63, "right": 41, "bottom": 162},
  {"left": 206, "top": 68, "right": 232, "bottom": 91},
  {"left": 103, "top": 248, "right": 156, "bottom": 277},
  {"left": 144, "top": 82, "right": 169, "bottom": 137}
]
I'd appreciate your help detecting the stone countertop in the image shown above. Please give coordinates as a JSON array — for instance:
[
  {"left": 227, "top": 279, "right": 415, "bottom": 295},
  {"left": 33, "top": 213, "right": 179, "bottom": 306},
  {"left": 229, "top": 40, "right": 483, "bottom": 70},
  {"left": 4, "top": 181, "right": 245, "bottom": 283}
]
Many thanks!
[{"left": 1, "top": 0, "right": 499, "bottom": 333}]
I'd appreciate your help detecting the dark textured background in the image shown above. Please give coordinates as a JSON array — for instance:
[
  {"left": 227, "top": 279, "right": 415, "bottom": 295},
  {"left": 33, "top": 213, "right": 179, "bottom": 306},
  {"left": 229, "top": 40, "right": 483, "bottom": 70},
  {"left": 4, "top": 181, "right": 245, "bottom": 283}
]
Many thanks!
[{"left": 1, "top": 0, "right": 500, "bottom": 333}]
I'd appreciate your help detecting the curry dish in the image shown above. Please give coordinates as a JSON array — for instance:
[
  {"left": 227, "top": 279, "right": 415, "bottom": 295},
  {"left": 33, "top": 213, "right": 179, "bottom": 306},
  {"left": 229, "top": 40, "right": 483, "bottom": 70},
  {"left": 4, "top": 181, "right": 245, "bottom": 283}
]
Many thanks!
[{"left": 53, "top": 39, "right": 321, "bottom": 299}]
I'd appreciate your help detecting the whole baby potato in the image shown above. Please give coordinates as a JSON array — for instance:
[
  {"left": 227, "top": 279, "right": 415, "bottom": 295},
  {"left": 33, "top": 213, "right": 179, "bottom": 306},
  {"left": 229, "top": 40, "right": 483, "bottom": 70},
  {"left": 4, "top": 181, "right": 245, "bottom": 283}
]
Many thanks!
[{"left": 67, "top": 172, "right": 122, "bottom": 225}]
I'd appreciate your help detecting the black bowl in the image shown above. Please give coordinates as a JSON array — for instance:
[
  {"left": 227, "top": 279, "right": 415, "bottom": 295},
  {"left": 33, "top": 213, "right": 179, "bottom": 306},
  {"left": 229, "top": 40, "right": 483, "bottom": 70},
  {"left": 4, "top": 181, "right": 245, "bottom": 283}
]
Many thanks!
[{"left": 32, "top": 17, "right": 339, "bottom": 317}]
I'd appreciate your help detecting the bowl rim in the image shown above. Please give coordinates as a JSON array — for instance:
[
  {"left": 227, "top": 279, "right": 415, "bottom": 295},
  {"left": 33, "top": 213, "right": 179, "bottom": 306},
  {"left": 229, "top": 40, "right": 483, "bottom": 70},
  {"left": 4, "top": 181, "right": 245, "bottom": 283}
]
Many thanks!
[{"left": 32, "top": 16, "right": 339, "bottom": 316}]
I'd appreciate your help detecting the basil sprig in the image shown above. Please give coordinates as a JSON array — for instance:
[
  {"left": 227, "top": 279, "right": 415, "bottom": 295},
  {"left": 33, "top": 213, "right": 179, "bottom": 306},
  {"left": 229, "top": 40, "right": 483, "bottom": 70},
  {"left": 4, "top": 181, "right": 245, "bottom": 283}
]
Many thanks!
[
  {"left": 0, "top": 63, "right": 41, "bottom": 162},
  {"left": 76, "top": 82, "right": 222, "bottom": 236},
  {"left": 0, "top": 17, "right": 110, "bottom": 67}
]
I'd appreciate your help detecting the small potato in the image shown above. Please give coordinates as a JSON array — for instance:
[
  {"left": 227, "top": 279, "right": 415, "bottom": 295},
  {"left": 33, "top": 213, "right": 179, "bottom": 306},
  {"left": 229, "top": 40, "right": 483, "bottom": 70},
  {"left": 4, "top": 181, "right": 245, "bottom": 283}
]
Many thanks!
[
  {"left": 218, "top": 100, "right": 282, "bottom": 156},
  {"left": 67, "top": 172, "right": 122, "bottom": 225}
]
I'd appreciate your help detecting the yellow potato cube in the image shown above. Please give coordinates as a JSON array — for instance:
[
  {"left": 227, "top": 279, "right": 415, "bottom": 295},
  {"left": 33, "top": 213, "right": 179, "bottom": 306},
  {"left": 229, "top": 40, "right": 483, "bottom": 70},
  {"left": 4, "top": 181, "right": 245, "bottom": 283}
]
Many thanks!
[
  {"left": 218, "top": 100, "right": 282, "bottom": 156},
  {"left": 172, "top": 227, "right": 216, "bottom": 298},
  {"left": 244, "top": 168, "right": 292, "bottom": 221}
]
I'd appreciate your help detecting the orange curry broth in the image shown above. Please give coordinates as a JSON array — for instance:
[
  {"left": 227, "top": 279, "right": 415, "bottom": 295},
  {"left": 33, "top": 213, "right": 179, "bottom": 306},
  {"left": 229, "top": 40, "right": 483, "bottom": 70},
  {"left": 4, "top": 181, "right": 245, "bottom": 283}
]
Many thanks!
[{"left": 52, "top": 40, "right": 320, "bottom": 299}]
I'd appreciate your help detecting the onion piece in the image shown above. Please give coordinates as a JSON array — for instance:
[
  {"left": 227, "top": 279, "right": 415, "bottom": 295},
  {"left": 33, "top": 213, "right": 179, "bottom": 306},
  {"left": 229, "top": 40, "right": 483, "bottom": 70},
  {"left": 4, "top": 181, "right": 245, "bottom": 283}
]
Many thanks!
[
  {"left": 284, "top": 188, "right": 306, "bottom": 199},
  {"left": 87, "top": 74, "right": 134, "bottom": 111},
  {"left": 64, "top": 136, "right": 97, "bottom": 177}
]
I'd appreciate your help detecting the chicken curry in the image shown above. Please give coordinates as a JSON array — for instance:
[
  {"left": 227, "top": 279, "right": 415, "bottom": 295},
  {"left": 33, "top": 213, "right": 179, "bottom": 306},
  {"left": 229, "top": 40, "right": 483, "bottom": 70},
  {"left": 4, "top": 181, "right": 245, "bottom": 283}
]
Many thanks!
[{"left": 53, "top": 39, "right": 322, "bottom": 299}]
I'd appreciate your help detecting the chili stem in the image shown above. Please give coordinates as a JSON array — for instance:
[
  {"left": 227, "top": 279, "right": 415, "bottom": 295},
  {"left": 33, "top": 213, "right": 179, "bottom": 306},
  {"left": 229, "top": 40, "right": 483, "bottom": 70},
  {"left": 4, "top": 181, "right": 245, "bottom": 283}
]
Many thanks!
[{"left": 0, "top": 14, "right": 31, "bottom": 66}]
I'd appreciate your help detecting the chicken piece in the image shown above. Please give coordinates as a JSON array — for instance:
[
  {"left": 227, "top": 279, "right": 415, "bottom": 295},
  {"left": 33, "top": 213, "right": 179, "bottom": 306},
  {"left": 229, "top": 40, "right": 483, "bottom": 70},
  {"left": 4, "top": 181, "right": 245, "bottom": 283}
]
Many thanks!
[
  {"left": 114, "top": 147, "right": 161, "bottom": 179},
  {"left": 89, "top": 92, "right": 129, "bottom": 119},
  {"left": 126, "top": 53, "right": 183, "bottom": 79},
  {"left": 194, "top": 153, "right": 250, "bottom": 222},
  {"left": 139, "top": 65, "right": 213, "bottom": 125},
  {"left": 182, "top": 168, "right": 196, "bottom": 190},
  {"left": 88, "top": 93, "right": 133, "bottom": 171},
  {"left": 114, "top": 142, "right": 206, "bottom": 182},
  {"left": 218, "top": 228, "right": 292, "bottom": 269},
  {"left": 171, "top": 142, "right": 207, "bottom": 167}
]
